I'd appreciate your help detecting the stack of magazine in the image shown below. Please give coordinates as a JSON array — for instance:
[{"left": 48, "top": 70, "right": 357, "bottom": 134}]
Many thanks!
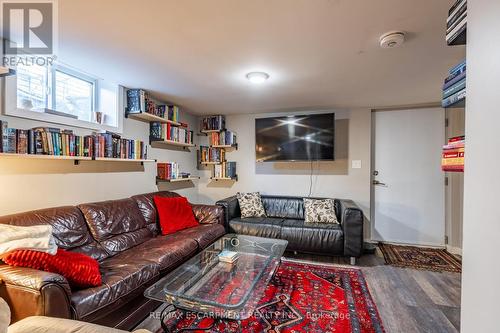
[
  {"left": 442, "top": 60, "right": 466, "bottom": 108},
  {"left": 218, "top": 250, "right": 239, "bottom": 264}
]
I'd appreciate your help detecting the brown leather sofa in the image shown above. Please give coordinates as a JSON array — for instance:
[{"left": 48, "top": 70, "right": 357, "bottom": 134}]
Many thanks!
[{"left": 0, "top": 191, "right": 225, "bottom": 330}]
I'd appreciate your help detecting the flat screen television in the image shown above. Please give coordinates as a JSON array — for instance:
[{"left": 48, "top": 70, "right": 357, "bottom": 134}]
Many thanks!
[{"left": 255, "top": 113, "right": 335, "bottom": 162}]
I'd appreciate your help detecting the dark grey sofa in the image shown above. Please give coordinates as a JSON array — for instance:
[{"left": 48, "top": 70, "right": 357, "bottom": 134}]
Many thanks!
[{"left": 216, "top": 195, "right": 364, "bottom": 264}]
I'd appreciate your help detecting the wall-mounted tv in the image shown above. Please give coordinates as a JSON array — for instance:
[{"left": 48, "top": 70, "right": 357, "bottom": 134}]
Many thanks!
[{"left": 255, "top": 113, "right": 335, "bottom": 162}]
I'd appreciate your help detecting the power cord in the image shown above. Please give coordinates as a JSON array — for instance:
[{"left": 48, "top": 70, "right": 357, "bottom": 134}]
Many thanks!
[{"left": 307, "top": 159, "right": 314, "bottom": 197}]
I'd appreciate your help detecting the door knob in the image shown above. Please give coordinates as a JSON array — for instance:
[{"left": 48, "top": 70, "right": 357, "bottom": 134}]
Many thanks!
[{"left": 373, "top": 180, "right": 387, "bottom": 186}]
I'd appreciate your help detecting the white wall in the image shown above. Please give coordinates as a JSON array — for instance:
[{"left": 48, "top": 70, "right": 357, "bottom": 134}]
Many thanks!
[
  {"left": 0, "top": 85, "right": 199, "bottom": 215},
  {"left": 196, "top": 109, "right": 372, "bottom": 229},
  {"left": 461, "top": 1, "right": 500, "bottom": 332}
]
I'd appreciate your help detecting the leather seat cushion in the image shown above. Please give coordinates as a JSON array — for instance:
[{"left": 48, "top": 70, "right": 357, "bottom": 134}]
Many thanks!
[
  {"left": 174, "top": 224, "right": 225, "bottom": 249},
  {"left": 0, "top": 207, "right": 108, "bottom": 261},
  {"left": 71, "top": 256, "right": 159, "bottom": 321},
  {"left": 229, "top": 217, "right": 284, "bottom": 239},
  {"left": 281, "top": 219, "right": 344, "bottom": 255},
  {"left": 114, "top": 234, "right": 199, "bottom": 272},
  {"left": 78, "top": 199, "right": 153, "bottom": 258},
  {"left": 261, "top": 196, "right": 305, "bottom": 219}
]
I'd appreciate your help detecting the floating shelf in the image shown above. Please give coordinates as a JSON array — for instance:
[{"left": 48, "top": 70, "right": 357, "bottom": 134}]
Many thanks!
[
  {"left": 156, "top": 176, "right": 200, "bottom": 184},
  {"left": 0, "top": 153, "right": 155, "bottom": 165},
  {"left": 200, "top": 161, "right": 222, "bottom": 165},
  {"left": 0, "top": 66, "right": 16, "bottom": 77},
  {"left": 199, "top": 129, "right": 225, "bottom": 135},
  {"left": 210, "top": 175, "right": 238, "bottom": 181},
  {"left": 150, "top": 139, "right": 196, "bottom": 149},
  {"left": 444, "top": 98, "right": 466, "bottom": 109},
  {"left": 126, "top": 112, "right": 181, "bottom": 125},
  {"left": 210, "top": 144, "right": 238, "bottom": 149}
]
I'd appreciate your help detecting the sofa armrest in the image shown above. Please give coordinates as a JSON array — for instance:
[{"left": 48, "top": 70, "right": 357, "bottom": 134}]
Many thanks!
[
  {"left": 0, "top": 265, "right": 72, "bottom": 323},
  {"left": 336, "top": 199, "right": 364, "bottom": 258},
  {"left": 191, "top": 204, "right": 224, "bottom": 225},
  {"left": 216, "top": 196, "right": 240, "bottom": 230}
]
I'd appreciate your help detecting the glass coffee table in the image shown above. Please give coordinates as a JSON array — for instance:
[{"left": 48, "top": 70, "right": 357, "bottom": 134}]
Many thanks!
[{"left": 144, "top": 234, "right": 288, "bottom": 332}]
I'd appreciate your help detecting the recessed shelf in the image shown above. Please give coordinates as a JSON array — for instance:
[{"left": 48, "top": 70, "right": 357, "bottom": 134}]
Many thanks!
[
  {"left": 126, "top": 112, "right": 181, "bottom": 125},
  {"left": 156, "top": 176, "right": 200, "bottom": 183}
]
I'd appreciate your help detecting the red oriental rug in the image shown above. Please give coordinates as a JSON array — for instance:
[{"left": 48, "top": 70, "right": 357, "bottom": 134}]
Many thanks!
[{"left": 159, "top": 260, "right": 385, "bottom": 333}]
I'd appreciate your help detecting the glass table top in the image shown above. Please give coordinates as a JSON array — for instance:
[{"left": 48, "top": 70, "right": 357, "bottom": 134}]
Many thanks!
[{"left": 144, "top": 234, "right": 288, "bottom": 319}]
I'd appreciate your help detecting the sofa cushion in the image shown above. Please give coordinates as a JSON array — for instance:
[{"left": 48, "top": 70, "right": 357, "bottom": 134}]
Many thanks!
[
  {"left": 174, "top": 224, "right": 225, "bottom": 249},
  {"left": 78, "top": 198, "right": 152, "bottom": 258},
  {"left": 114, "top": 234, "right": 198, "bottom": 272},
  {"left": 0, "top": 207, "right": 108, "bottom": 261},
  {"left": 229, "top": 217, "right": 284, "bottom": 239},
  {"left": 3, "top": 249, "right": 101, "bottom": 289},
  {"left": 261, "top": 196, "right": 305, "bottom": 219},
  {"left": 281, "top": 219, "right": 344, "bottom": 255},
  {"left": 131, "top": 191, "right": 181, "bottom": 236},
  {"left": 303, "top": 198, "right": 338, "bottom": 224},
  {"left": 71, "top": 256, "right": 159, "bottom": 321},
  {"left": 237, "top": 192, "right": 266, "bottom": 218},
  {"left": 153, "top": 196, "right": 199, "bottom": 235}
]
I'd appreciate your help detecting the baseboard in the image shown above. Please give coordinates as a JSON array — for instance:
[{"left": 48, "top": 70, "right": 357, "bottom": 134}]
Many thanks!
[{"left": 446, "top": 245, "right": 462, "bottom": 255}]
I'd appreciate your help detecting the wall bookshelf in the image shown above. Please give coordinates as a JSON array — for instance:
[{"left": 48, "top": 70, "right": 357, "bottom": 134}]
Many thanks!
[
  {"left": 150, "top": 139, "right": 196, "bottom": 149},
  {"left": 210, "top": 176, "right": 238, "bottom": 181},
  {"left": 127, "top": 112, "right": 181, "bottom": 126}
]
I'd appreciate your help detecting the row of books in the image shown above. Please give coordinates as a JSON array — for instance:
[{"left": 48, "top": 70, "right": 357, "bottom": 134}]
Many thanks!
[
  {"left": 157, "top": 162, "right": 180, "bottom": 180},
  {"left": 214, "top": 161, "right": 237, "bottom": 179},
  {"left": 200, "top": 115, "right": 225, "bottom": 131},
  {"left": 442, "top": 59, "right": 466, "bottom": 108},
  {"left": 209, "top": 130, "right": 237, "bottom": 146},
  {"left": 126, "top": 89, "right": 180, "bottom": 122},
  {"left": 199, "top": 146, "right": 225, "bottom": 163},
  {"left": 1, "top": 120, "right": 147, "bottom": 159},
  {"left": 150, "top": 122, "right": 194, "bottom": 144},
  {"left": 447, "top": 0, "right": 466, "bottom": 45},
  {"left": 442, "top": 135, "right": 464, "bottom": 172}
]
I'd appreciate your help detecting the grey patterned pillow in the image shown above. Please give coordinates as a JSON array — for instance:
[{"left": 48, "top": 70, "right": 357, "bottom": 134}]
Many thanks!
[
  {"left": 237, "top": 192, "right": 266, "bottom": 218},
  {"left": 303, "top": 198, "right": 338, "bottom": 224}
]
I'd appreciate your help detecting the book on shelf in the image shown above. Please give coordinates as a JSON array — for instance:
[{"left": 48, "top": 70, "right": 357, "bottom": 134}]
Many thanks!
[
  {"left": 213, "top": 161, "right": 236, "bottom": 179},
  {"left": 442, "top": 60, "right": 466, "bottom": 107},
  {"left": 157, "top": 162, "right": 180, "bottom": 180},
  {"left": 446, "top": 0, "right": 467, "bottom": 45},
  {"left": 442, "top": 136, "right": 465, "bottom": 172},
  {"left": 126, "top": 88, "right": 181, "bottom": 123},
  {"left": 150, "top": 122, "right": 194, "bottom": 144},
  {"left": 199, "top": 146, "right": 225, "bottom": 163},
  {"left": 0, "top": 122, "right": 147, "bottom": 160},
  {"left": 200, "top": 115, "right": 225, "bottom": 131},
  {"left": 209, "top": 130, "right": 237, "bottom": 146}
]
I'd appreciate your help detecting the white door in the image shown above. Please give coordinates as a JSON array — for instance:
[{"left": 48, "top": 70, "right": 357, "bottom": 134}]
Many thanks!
[{"left": 372, "top": 108, "right": 445, "bottom": 246}]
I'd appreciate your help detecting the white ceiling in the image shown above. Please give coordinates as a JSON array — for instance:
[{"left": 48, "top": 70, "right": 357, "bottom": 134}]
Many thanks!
[{"left": 57, "top": 0, "right": 465, "bottom": 114}]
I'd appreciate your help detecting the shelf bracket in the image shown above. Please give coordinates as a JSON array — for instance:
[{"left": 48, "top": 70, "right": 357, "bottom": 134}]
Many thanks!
[{"left": 74, "top": 160, "right": 80, "bottom": 165}]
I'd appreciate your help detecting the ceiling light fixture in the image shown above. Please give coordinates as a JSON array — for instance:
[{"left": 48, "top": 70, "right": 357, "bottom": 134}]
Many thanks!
[{"left": 246, "top": 71, "right": 269, "bottom": 84}]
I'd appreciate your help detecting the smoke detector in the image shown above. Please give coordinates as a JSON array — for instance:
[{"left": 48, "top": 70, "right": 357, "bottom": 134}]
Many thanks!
[{"left": 379, "top": 31, "right": 405, "bottom": 48}]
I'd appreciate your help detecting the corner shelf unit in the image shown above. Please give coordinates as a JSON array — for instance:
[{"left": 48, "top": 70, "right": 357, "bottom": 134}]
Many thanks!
[
  {"left": 0, "top": 153, "right": 156, "bottom": 165},
  {"left": 198, "top": 116, "right": 237, "bottom": 182}
]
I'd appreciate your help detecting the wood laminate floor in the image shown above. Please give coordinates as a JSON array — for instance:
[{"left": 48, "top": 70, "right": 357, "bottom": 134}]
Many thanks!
[{"left": 136, "top": 250, "right": 461, "bottom": 333}]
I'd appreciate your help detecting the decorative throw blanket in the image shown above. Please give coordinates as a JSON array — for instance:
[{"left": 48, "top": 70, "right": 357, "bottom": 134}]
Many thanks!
[{"left": 0, "top": 224, "right": 57, "bottom": 258}]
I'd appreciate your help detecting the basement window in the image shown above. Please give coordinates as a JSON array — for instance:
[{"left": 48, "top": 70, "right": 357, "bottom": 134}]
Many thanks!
[{"left": 3, "top": 62, "right": 123, "bottom": 133}]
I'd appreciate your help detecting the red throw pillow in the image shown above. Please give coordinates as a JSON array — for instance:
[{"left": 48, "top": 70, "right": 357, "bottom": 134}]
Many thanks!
[
  {"left": 3, "top": 249, "right": 102, "bottom": 289},
  {"left": 153, "top": 196, "right": 199, "bottom": 235}
]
